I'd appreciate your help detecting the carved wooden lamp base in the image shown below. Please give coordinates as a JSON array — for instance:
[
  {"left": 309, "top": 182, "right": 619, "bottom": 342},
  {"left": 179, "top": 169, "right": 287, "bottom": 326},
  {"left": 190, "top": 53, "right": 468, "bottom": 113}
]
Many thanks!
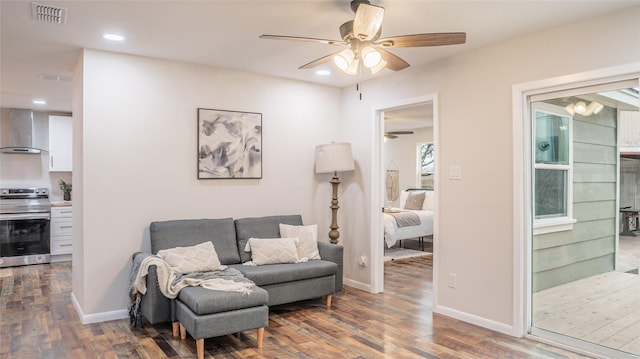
[{"left": 328, "top": 173, "right": 341, "bottom": 244}]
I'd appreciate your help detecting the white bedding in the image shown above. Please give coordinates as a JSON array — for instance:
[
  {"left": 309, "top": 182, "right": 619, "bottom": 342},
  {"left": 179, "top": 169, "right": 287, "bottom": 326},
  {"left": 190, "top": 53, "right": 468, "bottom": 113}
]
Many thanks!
[
  {"left": 384, "top": 209, "right": 434, "bottom": 248},
  {"left": 383, "top": 189, "right": 435, "bottom": 248}
]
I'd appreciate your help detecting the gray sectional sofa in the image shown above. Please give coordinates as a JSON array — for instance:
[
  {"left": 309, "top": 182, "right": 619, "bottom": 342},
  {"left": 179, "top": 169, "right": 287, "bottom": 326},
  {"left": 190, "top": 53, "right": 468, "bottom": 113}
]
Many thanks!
[{"left": 137, "top": 214, "right": 343, "bottom": 359}]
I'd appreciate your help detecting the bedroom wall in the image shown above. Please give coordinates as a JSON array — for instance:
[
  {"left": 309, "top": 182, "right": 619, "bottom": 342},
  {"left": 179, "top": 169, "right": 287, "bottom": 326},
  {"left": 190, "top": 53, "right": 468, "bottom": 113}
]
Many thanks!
[
  {"left": 72, "top": 49, "right": 343, "bottom": 320},
  {"left": 383, "top": 127, "right": 433, "bottom": 207},
  {"left": 338, "top": 6, "right": 640, "bottom": 332}
]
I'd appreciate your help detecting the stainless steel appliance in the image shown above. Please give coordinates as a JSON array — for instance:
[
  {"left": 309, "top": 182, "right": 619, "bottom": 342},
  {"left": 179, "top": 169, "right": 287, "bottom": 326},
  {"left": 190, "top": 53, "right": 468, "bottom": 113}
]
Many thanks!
[
  {"left": 0, "top": 188, "right": 51, "bottom": 267},
  {"left": 0, "top": 109, "right": 49, "bottom": 154}
]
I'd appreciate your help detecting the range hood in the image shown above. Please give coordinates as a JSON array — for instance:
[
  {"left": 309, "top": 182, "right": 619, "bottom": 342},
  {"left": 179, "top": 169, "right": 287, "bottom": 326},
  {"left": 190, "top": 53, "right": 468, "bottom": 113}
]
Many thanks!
[{"left": 0, "top": 108, "right": 48, "bottom": 154}]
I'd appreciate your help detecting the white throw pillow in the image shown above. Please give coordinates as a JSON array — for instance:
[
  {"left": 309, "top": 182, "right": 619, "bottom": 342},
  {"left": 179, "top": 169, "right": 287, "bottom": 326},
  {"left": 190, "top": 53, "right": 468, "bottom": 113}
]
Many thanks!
[
  {"left": 157, "top": 241, "right": 222, "bottom": 273},
  {"left": 422, "top": 191, "right": 434, "bottom": 210},
  {"left": 244, "top": 237, "right": 301, "bottom": 265},
  {"left": 279, "top": 223, "right": 321, "bottom": 260}
]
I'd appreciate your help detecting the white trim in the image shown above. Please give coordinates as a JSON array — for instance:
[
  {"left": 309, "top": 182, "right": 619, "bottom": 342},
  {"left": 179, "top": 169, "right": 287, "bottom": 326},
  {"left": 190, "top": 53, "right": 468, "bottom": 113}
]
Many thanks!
[
  {"left": 342, "top": 278, "right": 371, "bottom": 292},
  {"left": 620, "top": 147, "right": 640, "bottom": 153},
  {"left": 71, "top": 292, "right": 128, "bottom": 324},
  {"left": 512, "top": 62, "right": 640, "bottom": 351},
  {"left": 434, "top": 305, "right": 517, "bottom": 336},
  {"left": 532, "top": 101, "right": 574, "bottom": 229},
  {"left": 370, "top": 107, "right": 385, "bottom": 294},
  {"left": 527, "top": 328, "right": 640, "bottom": 359},
  {"left": 370, "top": 94, "right": 438, "bottom": 296},
  {"left": 532, "top": 216, "right": 577, "bottom": 235}
]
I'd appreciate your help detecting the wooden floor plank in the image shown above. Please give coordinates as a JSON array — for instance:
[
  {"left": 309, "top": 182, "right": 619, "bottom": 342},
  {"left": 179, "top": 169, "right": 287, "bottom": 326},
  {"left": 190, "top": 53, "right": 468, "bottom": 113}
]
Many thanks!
[
  {"left": 533, "top": 270, "right": 640, "bottom": 356},
  {"left": 0, "top": 259, "right": 595, "bottom": 358}
]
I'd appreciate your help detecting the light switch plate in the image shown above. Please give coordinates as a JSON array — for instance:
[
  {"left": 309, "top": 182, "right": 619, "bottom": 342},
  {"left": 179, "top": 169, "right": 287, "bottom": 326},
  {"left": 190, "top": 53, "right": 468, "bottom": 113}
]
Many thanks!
[{"left": 449, "top": 165, "right": 462, "bottom": 180}]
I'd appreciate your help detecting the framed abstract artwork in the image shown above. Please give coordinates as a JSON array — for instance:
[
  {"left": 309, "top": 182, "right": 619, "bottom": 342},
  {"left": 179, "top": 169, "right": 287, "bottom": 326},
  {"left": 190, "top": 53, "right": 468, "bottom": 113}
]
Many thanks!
[{"left": 197, "top": 108, "right": 262, "bottom": 179}]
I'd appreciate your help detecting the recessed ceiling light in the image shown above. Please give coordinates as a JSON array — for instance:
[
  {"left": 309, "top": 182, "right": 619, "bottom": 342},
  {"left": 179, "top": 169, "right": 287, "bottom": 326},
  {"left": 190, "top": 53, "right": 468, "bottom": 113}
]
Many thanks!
[
  {"left": 316, "top": 70, "right": 331, "bottom": 76},
  {"left": 33, "top": 99, "right": 46, "bottom": 105},
  {"left": 103, "top": 33, "right": 125, "bottom": 42}
]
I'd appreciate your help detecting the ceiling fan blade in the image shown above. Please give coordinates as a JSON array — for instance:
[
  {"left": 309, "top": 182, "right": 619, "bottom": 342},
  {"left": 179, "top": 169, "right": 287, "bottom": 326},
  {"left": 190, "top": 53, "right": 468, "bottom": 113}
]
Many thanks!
[
  {"left": 353, "top": 3, "right": 384, "bottom": 41},
  {"left": 260, "top": 35, "right": 346, "bottom": 46},
  {"left": 376, "top": 32, "right": 466, "bottom": 48},
  {"left": 387, "top": 131, "right": 415, "bottom": 135},
  {"left": 384, "top": 133, "right": 398, "bottom": 139},
  {"left": 377, "top": 48, "right": 410, "bottom": 71},
  {"left": 298, "top": 52, "right": 340, "bottom": 69}
]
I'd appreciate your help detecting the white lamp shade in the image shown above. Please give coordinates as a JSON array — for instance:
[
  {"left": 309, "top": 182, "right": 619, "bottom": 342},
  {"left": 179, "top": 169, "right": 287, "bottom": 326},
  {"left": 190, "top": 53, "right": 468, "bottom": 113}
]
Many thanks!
[
  {"left": 361, "top": 46, "right": 382, "bottom": 68},
  {"left": 333, "top": 49, "right": 355, "bottom": 71},
  {"left": 315, "top": 142, "right": 355, "bottom": 173}
]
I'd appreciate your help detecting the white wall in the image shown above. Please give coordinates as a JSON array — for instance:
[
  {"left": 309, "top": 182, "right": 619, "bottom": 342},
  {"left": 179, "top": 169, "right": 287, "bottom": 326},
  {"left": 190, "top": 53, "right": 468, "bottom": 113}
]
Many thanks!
[
  {"left": 383, "top": 127, "right": 433, "bottom": 207},
  {"left": 73, "top": 50, "right": 342, "bottom": 319},
  {"left": 339, "top": 6, "right": 640, "bottom": 332}
]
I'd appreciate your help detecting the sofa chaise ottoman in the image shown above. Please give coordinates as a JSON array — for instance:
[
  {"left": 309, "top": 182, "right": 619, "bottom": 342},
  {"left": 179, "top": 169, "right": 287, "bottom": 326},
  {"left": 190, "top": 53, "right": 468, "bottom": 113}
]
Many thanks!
[{"left": 137, "top": 214, "right": 343, "bottom": 359}]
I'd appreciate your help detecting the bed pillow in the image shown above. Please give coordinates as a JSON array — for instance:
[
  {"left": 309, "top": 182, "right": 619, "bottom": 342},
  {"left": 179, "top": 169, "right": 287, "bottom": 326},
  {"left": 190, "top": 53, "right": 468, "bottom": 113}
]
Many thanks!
[
  {"left": 279, "top": 223, "right": 321, "bottom": 260},
  {"left": 422, "top": 191, "right": 434, "bottom": 210},
  {"left": 243, "top": 237, "right": 301, "bottom": 265},
  {"left": 157, "top": 241, "right": 222, "bottom": 273},
  {"left": 404, "top": 191, "right": 426, "bottom": 210}
]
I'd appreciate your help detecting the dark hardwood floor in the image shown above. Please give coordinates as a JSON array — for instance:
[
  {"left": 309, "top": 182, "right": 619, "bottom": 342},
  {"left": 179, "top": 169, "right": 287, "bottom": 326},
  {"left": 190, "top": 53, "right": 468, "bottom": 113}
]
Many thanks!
[{"left": 0, "top": 258, "right": 590, "bottom": 358}]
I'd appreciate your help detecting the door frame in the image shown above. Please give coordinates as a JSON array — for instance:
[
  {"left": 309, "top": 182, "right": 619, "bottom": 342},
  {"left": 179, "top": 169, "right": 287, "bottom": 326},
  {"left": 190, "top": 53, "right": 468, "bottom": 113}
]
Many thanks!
[
  {"left": 512, "top": 62, "right": 640, "bottom": 356},
  {"left": 370, "top": 93, "right": 439, "bottom": 294}
]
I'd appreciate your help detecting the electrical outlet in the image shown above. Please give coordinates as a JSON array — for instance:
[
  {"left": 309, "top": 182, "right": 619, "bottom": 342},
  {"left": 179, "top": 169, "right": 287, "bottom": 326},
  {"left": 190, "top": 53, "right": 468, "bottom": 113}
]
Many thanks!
[
  {"left": 448, "top": 273, "right": 457, "bottom": 288},
  {"left": 359, "top": 255, "right": 367, "bottom": 267}
]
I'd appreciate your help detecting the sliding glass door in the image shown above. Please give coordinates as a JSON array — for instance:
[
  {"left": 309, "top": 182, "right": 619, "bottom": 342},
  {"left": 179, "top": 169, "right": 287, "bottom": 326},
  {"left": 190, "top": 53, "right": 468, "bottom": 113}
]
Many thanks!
[{"left": 529, "top": 81, "right": 640, "bottom": 358}]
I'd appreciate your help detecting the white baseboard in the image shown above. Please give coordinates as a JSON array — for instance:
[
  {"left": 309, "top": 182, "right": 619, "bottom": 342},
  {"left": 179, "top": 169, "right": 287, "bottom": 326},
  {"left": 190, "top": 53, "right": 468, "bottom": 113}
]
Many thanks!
[
  {"left": 434, "top": 304, "right": 519, "bottom": 337},
  {"left": 343, "top": 278, "right": 371, "bottom": 292},
  {"left": 71, "top": 292, "right": 128, "bottom": 324}
]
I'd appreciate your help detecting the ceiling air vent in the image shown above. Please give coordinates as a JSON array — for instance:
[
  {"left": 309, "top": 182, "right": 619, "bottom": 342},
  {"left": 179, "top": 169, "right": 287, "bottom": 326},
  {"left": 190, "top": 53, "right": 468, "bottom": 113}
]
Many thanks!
[{"left": 32, "top": 3, "right": 67, "bottom": 24}]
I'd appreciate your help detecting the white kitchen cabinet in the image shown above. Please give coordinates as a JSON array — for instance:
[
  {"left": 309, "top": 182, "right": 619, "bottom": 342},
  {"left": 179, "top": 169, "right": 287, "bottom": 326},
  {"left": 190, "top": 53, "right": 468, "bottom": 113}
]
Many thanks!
[
  {"left": 49, "top": 115, "right": 72, "bottom": 172},
  {"left": 51, "top": 206, "right": 73, "bottom": 256}
]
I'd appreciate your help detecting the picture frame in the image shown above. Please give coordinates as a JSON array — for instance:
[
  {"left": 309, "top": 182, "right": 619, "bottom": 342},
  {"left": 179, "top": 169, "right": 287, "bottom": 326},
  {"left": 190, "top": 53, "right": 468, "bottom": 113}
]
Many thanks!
[{"left": 197, "top": 108, "right": 262, "bottom": 179}]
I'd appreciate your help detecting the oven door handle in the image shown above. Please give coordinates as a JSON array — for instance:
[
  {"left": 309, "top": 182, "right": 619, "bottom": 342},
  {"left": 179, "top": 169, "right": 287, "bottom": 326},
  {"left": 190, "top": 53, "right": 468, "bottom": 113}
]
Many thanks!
[{"left": 0, "top": 213, "right": 51, "bottom": 221}]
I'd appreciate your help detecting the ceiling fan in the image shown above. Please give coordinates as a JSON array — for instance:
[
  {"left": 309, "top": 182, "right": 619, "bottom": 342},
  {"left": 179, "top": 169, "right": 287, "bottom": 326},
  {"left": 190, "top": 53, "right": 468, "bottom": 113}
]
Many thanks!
[
  {"left": 384, "top": 131, "right": 414, "bottom": 139},
  {"left": 260, "top": 0, "right": 466, "bottom": 75}
]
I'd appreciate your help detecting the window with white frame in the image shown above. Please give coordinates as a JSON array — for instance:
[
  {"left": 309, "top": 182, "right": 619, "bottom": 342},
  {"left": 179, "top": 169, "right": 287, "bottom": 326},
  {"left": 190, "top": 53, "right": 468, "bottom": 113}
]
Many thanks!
[{"left": 532, "top": 102, "right": 576, "bottom": 234}]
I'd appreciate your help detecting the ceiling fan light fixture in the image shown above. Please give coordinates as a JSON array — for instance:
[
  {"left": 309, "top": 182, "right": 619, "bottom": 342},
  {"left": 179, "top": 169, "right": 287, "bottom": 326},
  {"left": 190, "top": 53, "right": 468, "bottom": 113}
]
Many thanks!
[
  {"left": 369, "top": 59, "right": 387, "bottom": 74},
  {"left": 259, "top": 1, "right": 466, "bottom": 76},
  {"left": 333, "top": 48, "right": 355, "bottom": 71},
  {"left": 345, "top": 59, "right": 360, "bottom": 75},
  {"left": 361, "top": 46, "right": 382, "bottom": 68}
]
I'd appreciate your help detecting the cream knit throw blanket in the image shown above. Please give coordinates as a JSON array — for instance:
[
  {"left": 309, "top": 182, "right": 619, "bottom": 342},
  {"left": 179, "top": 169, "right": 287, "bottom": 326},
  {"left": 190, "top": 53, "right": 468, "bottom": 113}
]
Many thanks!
[
  {"left": 128, "top": 253, "right": 254, "bottom": 327},
  {"left": 131, "top": 255, "right": 254, "bottom": 298}
]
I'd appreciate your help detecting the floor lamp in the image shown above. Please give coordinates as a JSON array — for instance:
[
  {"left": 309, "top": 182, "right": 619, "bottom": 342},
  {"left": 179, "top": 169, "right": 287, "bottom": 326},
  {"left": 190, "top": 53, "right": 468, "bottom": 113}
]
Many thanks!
[{"left": 315, "top": 142, "right": 355, "bottom": 244}]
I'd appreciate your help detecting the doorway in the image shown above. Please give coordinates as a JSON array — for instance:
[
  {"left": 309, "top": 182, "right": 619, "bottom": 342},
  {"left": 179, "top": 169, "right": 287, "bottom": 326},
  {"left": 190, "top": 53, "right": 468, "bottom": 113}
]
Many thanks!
[
  {"left": 516, "top": 71, "right": 640, "bottom": 358},
  {"left": 370, "top": 94, "right": 438, "bottom": 294}
]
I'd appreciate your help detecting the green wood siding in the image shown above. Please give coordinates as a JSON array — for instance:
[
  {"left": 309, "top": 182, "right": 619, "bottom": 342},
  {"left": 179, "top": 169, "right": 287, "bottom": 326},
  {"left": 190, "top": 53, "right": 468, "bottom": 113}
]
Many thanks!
[{"left": 533, "top": 106, "right": 617, "bottom": 292}]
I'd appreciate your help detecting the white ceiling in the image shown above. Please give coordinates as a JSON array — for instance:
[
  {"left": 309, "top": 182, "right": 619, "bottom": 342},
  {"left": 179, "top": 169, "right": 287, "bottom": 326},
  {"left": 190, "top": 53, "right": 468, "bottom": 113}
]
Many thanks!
[
  {"left": 385, "top": 103, "right": 433, "bottom": 131},
  {"left": 2, "top": 1, "right": 638, "bottom": 113}
]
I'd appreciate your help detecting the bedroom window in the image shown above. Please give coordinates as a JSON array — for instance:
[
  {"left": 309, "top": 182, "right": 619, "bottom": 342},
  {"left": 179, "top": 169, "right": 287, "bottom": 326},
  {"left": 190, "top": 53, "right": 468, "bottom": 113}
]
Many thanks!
[
  {"left": 532, "top": 102, "right": 576, "bottom": 234},
  {"left": 417, "top": 142, "right": 434, "bottom": 189}
]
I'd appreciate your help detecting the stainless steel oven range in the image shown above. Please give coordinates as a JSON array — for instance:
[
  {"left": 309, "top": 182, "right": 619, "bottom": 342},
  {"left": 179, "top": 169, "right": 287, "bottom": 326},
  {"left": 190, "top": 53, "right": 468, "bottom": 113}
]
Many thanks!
[{"left": 0, "top": 188, "right": 51, "bottom": 267}]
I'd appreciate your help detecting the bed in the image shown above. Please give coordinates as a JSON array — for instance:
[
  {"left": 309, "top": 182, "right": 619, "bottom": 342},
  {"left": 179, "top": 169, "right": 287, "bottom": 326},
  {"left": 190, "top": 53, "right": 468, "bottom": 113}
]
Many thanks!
[{"left": 384, "top": 190, "right": 434, "bottom": 248}]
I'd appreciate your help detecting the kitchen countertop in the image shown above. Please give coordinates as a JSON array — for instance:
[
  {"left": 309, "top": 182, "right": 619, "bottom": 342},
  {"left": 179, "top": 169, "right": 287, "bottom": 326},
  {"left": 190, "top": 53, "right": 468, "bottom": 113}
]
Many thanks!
[{"left": 50, "top": 201, "right": 72, "bottom": 207}]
